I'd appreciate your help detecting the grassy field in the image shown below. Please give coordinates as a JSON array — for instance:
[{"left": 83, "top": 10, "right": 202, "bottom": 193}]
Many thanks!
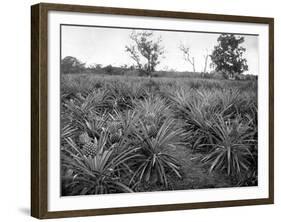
[{"left": 61, "top": 73, "right": 258, "bottom": 196}]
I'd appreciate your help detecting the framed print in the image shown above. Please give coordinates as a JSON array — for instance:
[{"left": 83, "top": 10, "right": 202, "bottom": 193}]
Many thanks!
[{"left": 31, "top": 3, "right": 274, "bottom": 219}]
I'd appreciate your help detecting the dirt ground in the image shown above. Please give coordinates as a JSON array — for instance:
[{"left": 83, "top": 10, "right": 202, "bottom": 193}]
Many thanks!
[{"left": 166, "top": 146, "right": 235, "bottom": 190}]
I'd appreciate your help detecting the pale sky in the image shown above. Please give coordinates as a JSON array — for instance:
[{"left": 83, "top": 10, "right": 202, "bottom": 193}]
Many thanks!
[{"left": 61, "top": 25, "right": 259, "bottom": 74}]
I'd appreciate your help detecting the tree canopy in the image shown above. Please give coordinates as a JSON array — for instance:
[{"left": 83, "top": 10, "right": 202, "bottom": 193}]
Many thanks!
[
  {"left": 61, "top": 56, "right": 86, "bottom": 74},
  {"left": 125, "top": 31, "right": 164, "bottom": 77},
  {"left": 210, "top": 34, "right": 248, "bottom": 79}
]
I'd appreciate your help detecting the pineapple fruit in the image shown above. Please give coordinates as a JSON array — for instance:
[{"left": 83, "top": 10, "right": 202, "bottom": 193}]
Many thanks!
[
  {"left": 82, "top": 141, "right": 98, "bottom": 157},
  {"left": 147, "top": 124, "right": 158, "bottom": 137},
  {"left": 110, "top": 129, "right": 122, "bottom": 144},
  {"left": 79, "top": 132, "right": 98, "bottom": 157}
]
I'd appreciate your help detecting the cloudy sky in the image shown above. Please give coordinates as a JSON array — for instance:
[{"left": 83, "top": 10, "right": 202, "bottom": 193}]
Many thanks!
[{"left": 61, "top": 25, "right": 259, "bottom": 74}]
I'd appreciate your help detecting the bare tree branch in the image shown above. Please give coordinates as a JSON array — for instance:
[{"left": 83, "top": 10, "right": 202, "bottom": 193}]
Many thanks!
[
  {"left": 179, "top": 43, "right": 196, "bottom": 72},
  {"left": 203, "top": 49, "right": 209, "bottom": 73}
]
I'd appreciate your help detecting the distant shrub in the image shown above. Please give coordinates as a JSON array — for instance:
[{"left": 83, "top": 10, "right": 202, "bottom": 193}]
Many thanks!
[
  {"left": 104, "top": 65, "right": 113, "bottom": 74},
  {"left": 61, "top": 56, "right": 86, "bottom": 74}
]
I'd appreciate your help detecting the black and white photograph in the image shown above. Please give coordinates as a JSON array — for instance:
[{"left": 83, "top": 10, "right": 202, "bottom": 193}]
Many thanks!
[{"left": 60, "top": 25, "right": 259, "bottom": 196}]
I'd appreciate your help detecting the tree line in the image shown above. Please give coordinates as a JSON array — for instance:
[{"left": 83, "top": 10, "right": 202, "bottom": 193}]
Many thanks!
[{"left": 61, "top": 31, "right": 250, "bottom": 80}]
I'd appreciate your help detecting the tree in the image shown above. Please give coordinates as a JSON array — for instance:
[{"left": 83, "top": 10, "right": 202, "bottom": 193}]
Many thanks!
[
  {"left": 210, "top": 34, "right": 248, "bottom": 79},
  {"left": 179, "top": 44, "right": 196, "bottom": 72},
  {"left": 61, "top": 56, "right": 86, "bottom": 74},
  {"left": 203, "top": 49, "right": 209, "bottom": 73},
  {"left": 125, "top": 31, "right": 164, "bottom": 77}
]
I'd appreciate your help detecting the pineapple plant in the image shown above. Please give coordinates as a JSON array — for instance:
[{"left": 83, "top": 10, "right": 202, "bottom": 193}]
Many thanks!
[{"left": 145, "top": 112, "right": 156, "bottom": 123}]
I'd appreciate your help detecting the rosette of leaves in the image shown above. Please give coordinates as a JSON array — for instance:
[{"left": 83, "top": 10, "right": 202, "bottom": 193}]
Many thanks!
[
  {"left": 62, "top": 89, "right": 111, "bottom": 138},
  {"left": 169, "top": 89, "right": 218, "bottom": 151},
  {"left": 130, "top": 118, "right": 188, "bottom": 188},
  {"left": 60, "top": 123, "right": 79, "bottom": 147},
  {"left": 108, "top": 81, "right": 134, "bottom": 111},
  {"left": 111, "top": 110, "right": 141, "bottom": 147},
  {"left": 61, "top": 132, "right": 140, "bottom": 195},
  {"left": 201, "top": 114, "right": 257, "bottom": 178},
  {"left": 134, "top": 96, "right": 171, "bottom": 135}
]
